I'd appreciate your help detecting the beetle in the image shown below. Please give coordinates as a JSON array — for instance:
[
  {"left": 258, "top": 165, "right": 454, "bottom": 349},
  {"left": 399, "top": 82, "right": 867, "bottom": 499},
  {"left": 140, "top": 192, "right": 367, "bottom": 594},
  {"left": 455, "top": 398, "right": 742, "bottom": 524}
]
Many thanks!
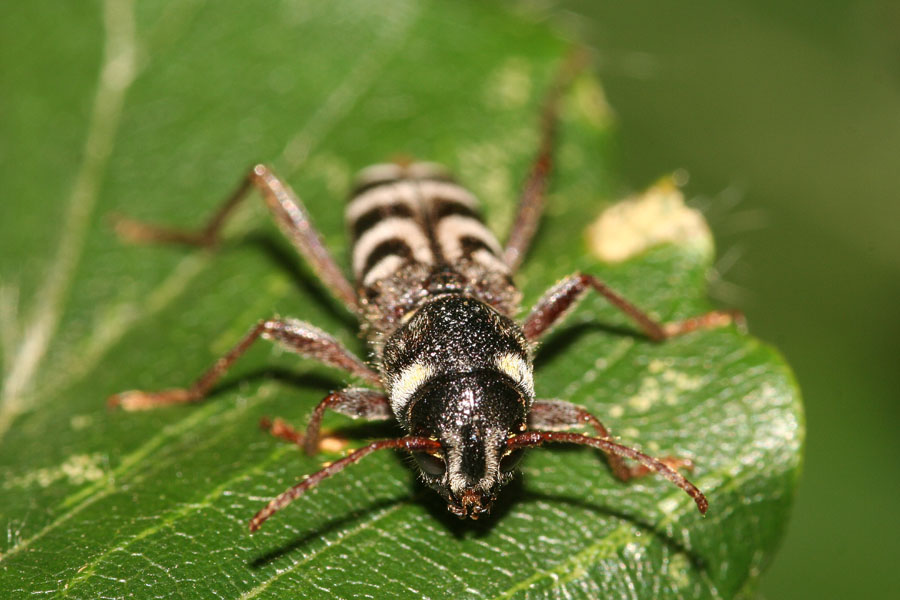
[{"left": 108, "top": 58, "right": 738, "bottom": 531}]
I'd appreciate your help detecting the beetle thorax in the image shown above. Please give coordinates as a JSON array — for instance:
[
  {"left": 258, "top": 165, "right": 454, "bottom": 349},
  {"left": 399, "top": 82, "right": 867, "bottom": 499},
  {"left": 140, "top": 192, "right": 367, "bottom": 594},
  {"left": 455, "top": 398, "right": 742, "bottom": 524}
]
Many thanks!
[{"left": 380, "top": 295, "right": 533, "bottom": 425}]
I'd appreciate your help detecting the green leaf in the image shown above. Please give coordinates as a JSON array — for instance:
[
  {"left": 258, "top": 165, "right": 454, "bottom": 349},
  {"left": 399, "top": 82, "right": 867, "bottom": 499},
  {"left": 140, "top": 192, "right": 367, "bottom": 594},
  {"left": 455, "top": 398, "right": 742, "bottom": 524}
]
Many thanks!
[{"left": 0, "top": 1, "right": 802, "bottom": 598}]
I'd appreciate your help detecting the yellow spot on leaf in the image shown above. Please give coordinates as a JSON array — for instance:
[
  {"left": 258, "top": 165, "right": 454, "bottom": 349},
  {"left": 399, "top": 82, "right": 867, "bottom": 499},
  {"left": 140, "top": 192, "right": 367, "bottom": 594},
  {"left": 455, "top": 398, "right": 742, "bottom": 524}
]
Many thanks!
[
  {"left": 4, "top": 453, "right": 106, "bottom": 489},
  {"left": 586, "top": 178, "right": 713, "bottom": 263}
]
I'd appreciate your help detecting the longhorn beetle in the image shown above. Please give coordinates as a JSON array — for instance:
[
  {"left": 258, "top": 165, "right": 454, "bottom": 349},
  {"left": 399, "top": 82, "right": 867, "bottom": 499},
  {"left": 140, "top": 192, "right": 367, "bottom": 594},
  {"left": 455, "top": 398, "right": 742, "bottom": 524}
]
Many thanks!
[{"left": 108, "top": 57, "right": 739, "bottom": 531}]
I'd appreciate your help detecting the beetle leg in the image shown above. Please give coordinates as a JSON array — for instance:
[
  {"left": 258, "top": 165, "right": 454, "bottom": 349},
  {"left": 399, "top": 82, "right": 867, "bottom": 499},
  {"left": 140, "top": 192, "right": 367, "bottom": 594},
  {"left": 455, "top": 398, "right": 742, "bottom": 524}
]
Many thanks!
[
  {"left": 529, "top": 399, "right": 693, "bottom": 481},
  {"left": 522, "top": 272, "right": 742, "bottom": 342},
  {"left": 108, "top": 318, "right": 379, "bottom": 410},
  {"left": 112, "top": 164, "right": 359, "bottom": 312},
  {"left": 261, "top": 388, "right": 392, "bottom": 456},
  {"left": 249, "top": 436, "right": 441, "bottom": 532},
  {"left": 508, "top": 431, "right": 708, "bottom": 514}
]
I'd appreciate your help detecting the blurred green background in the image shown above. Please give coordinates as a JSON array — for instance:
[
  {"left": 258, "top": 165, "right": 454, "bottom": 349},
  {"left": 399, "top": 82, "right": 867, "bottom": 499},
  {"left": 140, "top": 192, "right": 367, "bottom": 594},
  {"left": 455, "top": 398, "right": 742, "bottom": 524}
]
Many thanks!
[
  {"left": 1, "top": 0, "right": 894, "bottom": 597},
  {"left": 559, "top": 0, "right": 900, "bottom": 597}
]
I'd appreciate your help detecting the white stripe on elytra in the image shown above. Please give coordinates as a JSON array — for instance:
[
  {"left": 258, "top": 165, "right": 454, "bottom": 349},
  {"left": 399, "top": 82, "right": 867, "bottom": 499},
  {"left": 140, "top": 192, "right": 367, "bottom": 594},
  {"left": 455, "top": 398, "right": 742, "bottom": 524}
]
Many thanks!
[
  {"left": 418, "top": 180, "right": 479, "bottom": 209},
  {"left": 472, "top": 248, "right": 510, "bottom": 273},
  {"left": 354, "top": 163, "right": 407, "bottom": 185},
  {"left": 352, "top": 217, "right": 434, "bottom": 278},
  {"left": 353, "top": 162, "right": 451, "bottom": 188},
  {"left": 347, "top": 178, "right": 479, "bottom": 224},
  {"left": 389, "top": 361, "right": 435, "bottom": 415},
  {"left": 435, "top": 214, "right": 503, "bottom": 261},
  {"left": 346, "top": 183, "right": 418, "bottom": 222},
  {"left": 362, "top": 254, "right": 406, "bottom": 286}
]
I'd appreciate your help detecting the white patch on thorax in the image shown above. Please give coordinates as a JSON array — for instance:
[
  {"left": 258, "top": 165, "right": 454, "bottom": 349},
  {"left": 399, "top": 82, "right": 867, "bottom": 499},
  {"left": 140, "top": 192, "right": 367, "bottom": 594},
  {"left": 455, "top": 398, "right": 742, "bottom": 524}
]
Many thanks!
[
  {"left": 494, "top": 352, "right": 534, "bottom": 398},
  {"left": 389, "top": 361, "right": 435, "bottom": 415}
]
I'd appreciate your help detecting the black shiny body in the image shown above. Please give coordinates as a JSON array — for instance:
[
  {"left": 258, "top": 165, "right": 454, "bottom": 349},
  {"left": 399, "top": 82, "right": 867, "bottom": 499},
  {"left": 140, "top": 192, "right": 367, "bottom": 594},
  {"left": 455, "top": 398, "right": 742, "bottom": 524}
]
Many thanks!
[{"left": 382, "top": 295, "right": 530, "bottom": 428}]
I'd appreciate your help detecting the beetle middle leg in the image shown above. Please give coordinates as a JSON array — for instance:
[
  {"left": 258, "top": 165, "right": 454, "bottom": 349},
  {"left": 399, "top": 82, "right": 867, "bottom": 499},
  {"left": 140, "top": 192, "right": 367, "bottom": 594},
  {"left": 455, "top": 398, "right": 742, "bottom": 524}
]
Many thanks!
[
  {"left": 529, "top": 399, "right": 693, "bottom": 481},
  {"left": 522, "top": 272, "right": 742, "bottom": 343},
  {"left": 261, "top": 388, "right": 392, "bottom": 455},
  {"left": 113, "top": 164, "right": 359, "bottom": 312},
  {"left": 108, "top": 318, "right": 379, "bottom": 410}
]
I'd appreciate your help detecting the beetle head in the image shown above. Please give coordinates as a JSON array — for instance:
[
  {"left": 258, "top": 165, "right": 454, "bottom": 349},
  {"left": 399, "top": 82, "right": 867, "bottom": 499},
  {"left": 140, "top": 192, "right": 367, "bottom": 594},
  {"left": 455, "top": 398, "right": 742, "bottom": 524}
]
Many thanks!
[{"left": 406, "top": 371, "right": 527, "bottom": 519}]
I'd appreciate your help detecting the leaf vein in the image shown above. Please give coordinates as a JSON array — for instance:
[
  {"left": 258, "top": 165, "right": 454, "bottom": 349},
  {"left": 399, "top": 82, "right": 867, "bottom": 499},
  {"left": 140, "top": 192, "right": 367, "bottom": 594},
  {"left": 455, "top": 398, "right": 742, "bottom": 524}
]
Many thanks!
[
  {"left": 0, "top": 0, "right": 138, "bottom": 442},
  {"left": 61, "top": 442, "right": 297, "bottom": 595},
  {"left": 238, "top": 500, "right": 410, "bottom": 600}
]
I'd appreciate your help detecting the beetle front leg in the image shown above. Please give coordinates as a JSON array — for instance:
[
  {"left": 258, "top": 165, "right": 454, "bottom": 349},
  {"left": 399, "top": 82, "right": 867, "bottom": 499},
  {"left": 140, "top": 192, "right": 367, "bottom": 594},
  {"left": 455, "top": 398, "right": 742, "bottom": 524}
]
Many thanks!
[
  {"left": 261, "top": 388, "right": 393, "bottom": 455},
  {"left": 108, "top": 318, "right": 380, "bottom": 410},
  {"left": 522, "top": 272, "right": 742, "bottom": 342},
  {"left": 529, "top": 399, "right": 693, "bottom": 481}
]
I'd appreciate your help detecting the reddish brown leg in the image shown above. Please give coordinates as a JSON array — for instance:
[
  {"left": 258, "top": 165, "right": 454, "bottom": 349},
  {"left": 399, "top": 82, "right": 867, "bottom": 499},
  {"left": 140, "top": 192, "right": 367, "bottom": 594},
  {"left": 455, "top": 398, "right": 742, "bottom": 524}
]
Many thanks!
[
  {"left": 260, "top": 388, "right": 392, "bottom": 455},
  {"left": 260, "top": 416, "right": 306, "bottom": 446},
  {"left": 108, "top": 318, "right": 380, "bottom": 411},
  {"left": 522, "top": 272, "right": 742, "bottom": 343},
  {"left": 503, "top": 51, "right": 588, "bottom": 272},
  {"left": 529, "top": 399, "right": 693, "bottom": 481},
  {"left": 249, "top": 436, "right": 441, "bottom": 532},
  {"left": 301, "top": 388, "right": 392, "bottom": 455},
  {"left": 113, "top": 164, "right": 359, "bottom": 312},
  {"left": 508, "top": 431, "right": 708, "bottom": 514},
  {"left": 112, "top": 174, "right": 253, "bottom": 247}
]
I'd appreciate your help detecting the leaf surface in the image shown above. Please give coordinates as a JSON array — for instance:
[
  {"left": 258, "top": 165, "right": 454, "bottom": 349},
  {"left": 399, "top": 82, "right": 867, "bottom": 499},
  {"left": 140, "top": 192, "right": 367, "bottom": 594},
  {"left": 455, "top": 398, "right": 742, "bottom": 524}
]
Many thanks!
[{"left": 0, "top": 1, "right": 802, "bottom": 598}]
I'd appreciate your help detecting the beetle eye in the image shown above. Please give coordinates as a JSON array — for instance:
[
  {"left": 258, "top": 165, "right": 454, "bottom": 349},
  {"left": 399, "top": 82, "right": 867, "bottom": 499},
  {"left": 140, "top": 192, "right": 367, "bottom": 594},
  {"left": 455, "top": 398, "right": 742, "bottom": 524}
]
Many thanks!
[
  {"left": 499, "top": 449, "right": 524, "bottom": 473},
  {"left": 413, "top": 452, "right": 446, "bottom": 477}
]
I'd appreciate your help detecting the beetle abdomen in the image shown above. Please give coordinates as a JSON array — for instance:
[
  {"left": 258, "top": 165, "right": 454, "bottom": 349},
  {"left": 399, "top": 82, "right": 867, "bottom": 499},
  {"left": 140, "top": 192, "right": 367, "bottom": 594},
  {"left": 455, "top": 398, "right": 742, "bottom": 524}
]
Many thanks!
[{"left": 346, "top": 163, "right": 509, "bottom": 290}]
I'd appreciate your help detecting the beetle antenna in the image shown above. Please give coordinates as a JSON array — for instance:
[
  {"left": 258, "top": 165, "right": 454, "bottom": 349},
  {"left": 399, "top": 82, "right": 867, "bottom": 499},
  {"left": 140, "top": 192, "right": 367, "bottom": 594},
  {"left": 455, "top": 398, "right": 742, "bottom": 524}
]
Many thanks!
[
  {"left": 249, "top": 436, "right": 441, "bottom": 532},
  {"left": 507, "top": 431, "right": 708, "bottom": 514}
]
